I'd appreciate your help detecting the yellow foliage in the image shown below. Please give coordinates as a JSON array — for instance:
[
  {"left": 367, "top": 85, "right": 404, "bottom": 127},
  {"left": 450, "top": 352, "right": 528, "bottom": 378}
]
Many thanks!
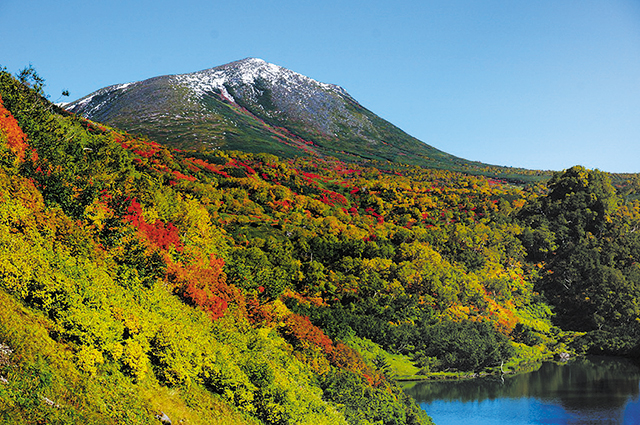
[
  {"left": 122, "top": 339, "right": 149, "bottom": 379},
  {"left": 83, "top": 198, "right": 113, "bottom": 231},
  {"left": 75, "top": 345, "right": 104, "bottom": 375}
]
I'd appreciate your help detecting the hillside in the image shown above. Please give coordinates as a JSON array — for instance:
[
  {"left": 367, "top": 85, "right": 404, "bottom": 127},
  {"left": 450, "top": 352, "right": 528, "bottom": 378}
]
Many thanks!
[
  {"left": 3, "top": 67, "right": 640, "bottom": 424},
  {"left": 65, "top": 58, "right": 550, "bottom": 182},
  {"left": 1, "top": 69, "right": 434, "bottom": 425}
]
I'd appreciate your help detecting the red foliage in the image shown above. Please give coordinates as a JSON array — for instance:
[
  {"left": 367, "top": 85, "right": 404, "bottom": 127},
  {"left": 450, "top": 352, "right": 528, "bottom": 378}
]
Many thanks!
[
  {"left": 171, "top": 170, "right": 197, "bottom": 182},
  {"left": 328, "top": 342, "right": 381, "bottom": 386},
  {"left": 132, "top": 148, "right": 155, "bottom": 158},
  {"left": 167, "top": 254, "right": 238, "bottom": 320},
  {"left": 79, "top": 119, "right": 109, "bottom": 135},
  {"left": 236, "top": 161, "right": 256, "bottom": 174},
  {"left": 281, "top": 314, "right": 334, "bottom": 354},
  {"left": 362, "top": 374, "right": 374, "bottom": 385},
  {"left": 365, "top": 207, "right": 384, "bottom": 224},
  {"left": 186, "top": 157, "right": 231, "bottom": 178},
  {"left": 120, "top": 139, "right": 162, "bottom": 159},
  {"left": 271, "top": 199, "right": 292, "bottom": 211},
  {"left": 302, "top": 171, "right": 324, "bottom": 181},
  {"left": 183, "top": 283, "right": 228, "bottom": 319},
  {"left": 123, "top": 197, "right": 144, "bottom": 224},
  {"left": 317, "top": 188, "right": 348, "bottom": 207},
  {"left": 184, "top": 162, "right": 201, "bottom": 173},
  {"left": 123, "top": 198, "right": 183, "bottom": 252},
  {"left": 0, "top": 95, "right": 28, "bottom": 161},
  {"left": 327, "top": 342, "right": 359, "bottom": 368},
  {"left": 246, "top": 297, "right": 273, "bottom": 325}
]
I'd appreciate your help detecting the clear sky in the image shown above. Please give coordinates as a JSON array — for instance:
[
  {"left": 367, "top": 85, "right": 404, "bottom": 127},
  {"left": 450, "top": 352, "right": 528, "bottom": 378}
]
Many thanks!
[{"left": 2, "top": 0, "right": 639, "bottom": 173}]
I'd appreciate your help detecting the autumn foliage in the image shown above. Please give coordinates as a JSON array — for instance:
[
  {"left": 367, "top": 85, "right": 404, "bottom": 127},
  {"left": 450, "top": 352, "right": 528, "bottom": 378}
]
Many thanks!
[
  {"left": 280, "top": 313, "right": 334, "bottom": 354},
  {"left": 123, "top": 197, "right": 183, "bottom": 252},
  {"left": 167, "top": 254, "right": 238, "bottom": 320},
  {"left": 7, "top": 65, "right": 640, "bottom": 424},
  {"left": 0, "top": 94, "right": 28, "bottom": 161}
]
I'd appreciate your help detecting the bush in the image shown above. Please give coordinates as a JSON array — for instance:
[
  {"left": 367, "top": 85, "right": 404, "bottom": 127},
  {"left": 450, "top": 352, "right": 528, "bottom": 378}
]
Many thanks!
[{"left": 419, "top": 321, "right": 514, "bottom": 372}]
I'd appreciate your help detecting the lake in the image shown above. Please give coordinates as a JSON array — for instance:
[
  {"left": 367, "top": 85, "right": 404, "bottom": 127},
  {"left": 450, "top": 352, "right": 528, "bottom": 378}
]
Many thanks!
[{"left": 403, "top": 356, "right": 640, "bottom": 425}]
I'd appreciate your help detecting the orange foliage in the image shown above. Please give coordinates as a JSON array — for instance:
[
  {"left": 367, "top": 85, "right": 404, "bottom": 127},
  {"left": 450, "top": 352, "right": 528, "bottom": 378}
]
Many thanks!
[
  {"left": 486, "top": 298, "right": 518, "bottom": 334},
  {"left": 0, "top": 95, "right": 28, "bottom": 161},
  {"left": 246, "top": 297, "right": 274, "bottom": 325},
  {"left": 123, "top": 198, "right": 183, "bottom": 252},
  {"left": 281, "top": 314, "right": 334, "bottom": 354},
  {"left": 167, "top": 254, "right": 239, "bottom": 320},
  {"left": 329, "top": 342, "right": 381, "bottom": 386},
  {"left": 282, "top": 289, "right": 326, "bottom": 307},
  {"left": 328, "top": 342, "right": 361, "bottom": 369}
]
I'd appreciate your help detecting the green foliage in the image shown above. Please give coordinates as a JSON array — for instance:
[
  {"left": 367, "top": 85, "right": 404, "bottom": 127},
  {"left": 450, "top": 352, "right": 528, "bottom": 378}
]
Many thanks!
[
  {"left": 414, "top": 321, "right": 514, "bottom": 372},
  {"left": 6, "top": 65, "right": 640, "bottom": 424},
  {"left": 321, "top": 368, "right": 433, "bottom": 425},
  {"left": 519, "top": 166, "right": 640, "bottom": 354},
  {"left": 15, "top": 65, "right": 46, "bottom": 97},
  {"left": 510, "top": 323, "right": 543, "bottom": 346},
  {"left": 75, "top": 345, "right": 105, "bottom": 375}
]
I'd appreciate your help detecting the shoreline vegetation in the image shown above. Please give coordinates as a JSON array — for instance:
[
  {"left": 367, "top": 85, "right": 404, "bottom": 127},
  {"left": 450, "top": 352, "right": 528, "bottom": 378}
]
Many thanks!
[
  {"left": 351, "top": 330, "right": 579, "bottom": 384},
  {"left": 2, "top": 66, "right": 640, "bottom": 424}
]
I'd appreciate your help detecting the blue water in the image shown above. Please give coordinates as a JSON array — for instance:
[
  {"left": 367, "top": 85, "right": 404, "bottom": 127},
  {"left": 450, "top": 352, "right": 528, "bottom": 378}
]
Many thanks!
[{"left": 404, "top": 357, "right": 640, "bottom": 425}]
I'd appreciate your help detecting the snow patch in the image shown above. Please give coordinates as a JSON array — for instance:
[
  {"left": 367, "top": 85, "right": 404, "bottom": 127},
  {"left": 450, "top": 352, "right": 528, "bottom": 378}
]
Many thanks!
[
  {"left": 67, "top": 81, "right": 137, "bottom": 114},
  {"left": 113, "top": 82, "right": 134, "bottom": 91},
  {"left": 173, "top": 58, "right": 349, "bottom": 103}
]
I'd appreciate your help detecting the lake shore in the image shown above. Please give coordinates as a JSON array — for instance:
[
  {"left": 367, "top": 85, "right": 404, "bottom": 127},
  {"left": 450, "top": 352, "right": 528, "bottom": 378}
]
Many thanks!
[{"left": 403, "top": 356, "right": 640, "bottom": 425}]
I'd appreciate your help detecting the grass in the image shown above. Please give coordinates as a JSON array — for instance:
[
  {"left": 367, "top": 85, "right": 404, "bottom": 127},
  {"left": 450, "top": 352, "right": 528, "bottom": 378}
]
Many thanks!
[
  {"left": 342, "top": 335, "right": 421, "bottom": 379},
  {"left": 342, "top": 332, "right": 561, "bottom": 386}
]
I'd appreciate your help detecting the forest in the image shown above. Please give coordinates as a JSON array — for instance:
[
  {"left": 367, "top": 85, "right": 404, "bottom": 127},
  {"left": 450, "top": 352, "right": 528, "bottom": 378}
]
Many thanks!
[{"left": 1, "top": 66, "right": 640, "bottom": 424}]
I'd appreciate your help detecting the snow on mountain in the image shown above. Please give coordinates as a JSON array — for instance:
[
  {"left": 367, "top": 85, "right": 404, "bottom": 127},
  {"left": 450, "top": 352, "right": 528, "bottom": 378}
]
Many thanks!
[
  {"left": 64, "top": 58, "right": 471, "bottom": 171},
  {"left": 173, "top": 58, "right": 350, "bottom": 103},
  {"left": 70, "top": 81, "right": 139, "bottom": 118}
]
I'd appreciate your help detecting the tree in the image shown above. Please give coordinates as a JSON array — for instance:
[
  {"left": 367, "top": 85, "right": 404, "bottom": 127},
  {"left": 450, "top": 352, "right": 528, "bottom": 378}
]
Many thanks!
[
  {"left": 416, "top": 321, "right": 513, "bottom": 372},
  {"left": 16, "top": 65, "right": 46, "bottom": 97},
  {"left": 518, "top": 166, "right": 640, "bottom": 333}
]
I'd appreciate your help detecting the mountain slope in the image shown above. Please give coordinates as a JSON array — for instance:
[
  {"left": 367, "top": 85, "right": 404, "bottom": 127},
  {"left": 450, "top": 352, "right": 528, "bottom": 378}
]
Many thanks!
[
  {"left": 8, "top": 60, "right": 640, "bottom": 424},
  {"left": 66, "top": 58, "right": 543, "bottom": 179},
  {"left": 1, "top": 66, "right": 435, "bottom": 425}
]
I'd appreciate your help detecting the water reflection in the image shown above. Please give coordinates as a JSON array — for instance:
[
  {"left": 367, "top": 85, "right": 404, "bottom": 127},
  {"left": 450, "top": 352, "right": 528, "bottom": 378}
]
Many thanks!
[{"left": 404, "top": 356, "right": 640, "bottom": 425}]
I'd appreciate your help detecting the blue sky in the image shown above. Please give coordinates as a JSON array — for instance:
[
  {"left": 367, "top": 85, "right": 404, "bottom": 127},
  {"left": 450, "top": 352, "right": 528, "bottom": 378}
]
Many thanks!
[{"left": 2, "top": 0, "right": 639, "bottom": 173}]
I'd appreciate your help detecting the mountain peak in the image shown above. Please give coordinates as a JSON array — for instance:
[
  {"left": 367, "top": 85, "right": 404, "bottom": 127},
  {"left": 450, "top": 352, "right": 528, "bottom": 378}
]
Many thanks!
[
  {"left": 208, "top": 57, "right": 281, "bottom": 81},
  {"left": 175, "top": 58, "right": 346, "bottom": 103},
  {"left": 65, "top": 58, "right": 479, "bottom": 171},
  {"left": 231, "top": 57, "right": 271, "bottom": 68}
]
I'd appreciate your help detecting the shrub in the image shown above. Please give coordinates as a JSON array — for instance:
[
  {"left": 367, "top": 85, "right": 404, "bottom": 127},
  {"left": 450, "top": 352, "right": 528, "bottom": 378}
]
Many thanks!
[{"left": 419, "top": 321, "right": 514, "bottom": 372}]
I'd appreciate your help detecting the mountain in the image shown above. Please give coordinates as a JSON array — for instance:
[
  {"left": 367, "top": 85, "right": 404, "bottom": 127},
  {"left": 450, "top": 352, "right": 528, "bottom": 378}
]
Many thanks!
[
  {"left": 1, "top": 65, "right": 435, "bottom": 425},
  {"left": 5, "top": 59, "right": 640, "bottom": 424},
  {"left": 65, "top": 58, "right": 544, "bottom": 180}
]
